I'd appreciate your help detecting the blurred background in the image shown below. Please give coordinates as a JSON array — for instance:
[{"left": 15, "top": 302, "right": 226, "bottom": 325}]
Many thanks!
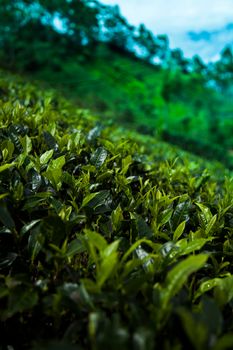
[{"left": 0, "top": 0, "right": 233, "bottom": 167}]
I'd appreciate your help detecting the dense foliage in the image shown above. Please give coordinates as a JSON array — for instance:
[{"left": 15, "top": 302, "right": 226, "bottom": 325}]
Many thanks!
[
  {"left": 37, "top": 46, "right": 232, "bottom": 168},
  {"left": 0, "top": 0, "right": 233, "bottom": 167},
  {"left": 0, "top": 72, "right": 233, "bottom": 349}
]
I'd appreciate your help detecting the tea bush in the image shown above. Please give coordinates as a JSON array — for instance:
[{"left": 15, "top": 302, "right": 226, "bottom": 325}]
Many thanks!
[{"left": 0, "top": 73, "right": 233, "bottom": 350}]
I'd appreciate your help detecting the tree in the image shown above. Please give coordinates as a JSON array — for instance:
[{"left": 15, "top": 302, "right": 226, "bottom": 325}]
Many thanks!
[
  {"left": 100, "top": 5, "right": 135, "bottom": 53},
  {"left": 0, "top": 0, "right": 101, "bottom": 70},
  {"left": 191, "top": 55, "right": 206, "bottom": 75},
  {"left": 213, "top": 46, "right": 233, "bottom": 94},
  {"left": 135, "top": 24, "right": 159, "bottom": 62},
  {"left": 170, "top": 49, "right": 190, "bottom": 73}
]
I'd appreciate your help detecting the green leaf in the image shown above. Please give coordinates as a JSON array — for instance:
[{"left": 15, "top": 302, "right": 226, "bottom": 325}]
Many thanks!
[
  {"left": 28, "top": 228, "right": 43, "bottom": 263},
  {"left": 122, "top": 259, "right": 146, "bottom": 279},
  {"left": 67, "top": 131, "right": 81, "bottom": 150},
  {"left": 159, "top": 208, "right": 173, "bottom": 227},
  {"left": 31, "top": 170, "right": 42, "bottom": 192},
  {"left": 66, "top": 239, "right": 86, "bottom": 258},
  {"left": 0, "top": 204, "right": 15, "bottom": 229},
  {"left": 0, "top": 163, "right": 15, "bottom": 173},
  {"left": 214, "top": 275, "right": 233, "bottom": 306},
  {"left": 21, "top": 135, "right": 32, "bottom": 154},
  {"left": 101, "top": 240, "right": 120, "bottom": 259},
  {"left": 136, "top": 215, "right": 153, "bottom": 238},
  {"left": 111, "top": 205, "right": 124, "bottom": 231},
  {"left": 205, "top": 214, "right": 217, "bottom": 236},
  {"left": 121, "top": 155, "right": 132, "bottom": 175},
  {"left": 172, "top": 201, "right": 190, "bottom": 228},
  {"left": 1, "top": 140, "right": 14, "bottom": 161},
  {"left": 82, "top": 190, "right": 111, "bottom": 210},
  {"left": 20, "top": 219, "right": 41, "bottom": 236},
  {"left": 157, "top": 254, "right": 208, "bottom": 310},
  {"left": 97, "top": 251, "right": 118, "bottom": 287},
  {"left": 9, "top": 130, "right": 22, "bottom": 153},
  {"left": 43, "top": 131, "right": 59, "bottom": 151},
  {"left": 160, "top": 241, "right": 178, "bottom": 259},
  {"left": 23, "top": 196, "right": 47, "bottom": 210},
  {"left": 58, "top": 205, "right": 72, "bottom": 222},
  {"left": 121, "top": 239, "right": 155, "bottom": 263},
  {"left": 177, "top": 307, "right": 208, "bottom": 350},
  {"left": 0, "top": 252, "right": 17, "bottom": 269},
  {"left": 85, "top": 230, "right": 107, "bottom": 251},
  {"left": 40, "top": 149, "right": 54, "bottom": 165},
  {"left": 135, "top": 246, "right": 154, "bottom": 274},
  {"left": 87, "top": 125, "right": 102, "bottom": 142},
  {"left": 5, "top": 288, "right": 38, "bottom": 318},
  {"left": 0, "top": 193, "right": 9, "bottom": 200},
  {"left": 48, "top": 155, "right": 66, "bottom": 172},
  {"left": 178, "top": 297, "right": 222, "bottom": 350},
  {"left": 90, "top": 147, "right": 108, "bottom": 168},
  {"left": 177, "top": 238, "right": 210, "bottom": 256},
  {"left": 173, "top": 220, "right": 186, "bottom": 241},
  {"left": 196, "top": 202, "right": 212, "bottom": 226},
  {"left": 195, "top": 278, "right": 222, "bottom": 301},
  {"left": 44, "top": 155, "right": 66, "bottom": 190}
]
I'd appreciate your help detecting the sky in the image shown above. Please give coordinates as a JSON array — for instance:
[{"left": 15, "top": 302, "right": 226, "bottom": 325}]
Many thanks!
[{"left": 101, "top": 0, "right": 233, "bottom": 61}]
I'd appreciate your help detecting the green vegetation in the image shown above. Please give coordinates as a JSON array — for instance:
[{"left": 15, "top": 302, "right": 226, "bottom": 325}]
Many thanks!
[
  {"left": 1, "top": 71, "right": 233, "bottom": 350},
  {"left": 34, "top": 45, "right": 233, "bottom": 168},
  {"left": 0, "top": 1, "right": 233, "bottom": 348},
  {"left": 0, "top": 0, "right": 233, "bottom": 167}
]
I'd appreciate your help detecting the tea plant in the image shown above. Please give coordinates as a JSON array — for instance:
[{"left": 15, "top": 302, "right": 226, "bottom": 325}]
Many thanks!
[{"left": 0, "top": 73, "right": 233, "bottom": 350}]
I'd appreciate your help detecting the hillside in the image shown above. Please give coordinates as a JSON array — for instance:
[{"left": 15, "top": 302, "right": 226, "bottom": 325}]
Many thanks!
[
  {"left": 1, "top": 71, "right": 233, "bottom": 349},
  {"left": 19, "top": 44, "right": 233, "bottom": 168}
]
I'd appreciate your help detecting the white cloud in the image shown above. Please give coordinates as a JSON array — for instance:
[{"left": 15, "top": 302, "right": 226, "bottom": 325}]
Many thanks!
[
  {"left": 101, "top": 0, "right": 233, "bottom": 60},
  {"left": 102, "top": 0, "right": 233, "bottom": 31}
]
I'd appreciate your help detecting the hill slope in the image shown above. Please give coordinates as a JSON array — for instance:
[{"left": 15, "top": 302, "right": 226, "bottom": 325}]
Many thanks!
[
  {"left": 25, "top": 45, "right": 233, "bottom": 168},
  {"left": 1, "top": 72, "right": 233, "bottom": 349}
]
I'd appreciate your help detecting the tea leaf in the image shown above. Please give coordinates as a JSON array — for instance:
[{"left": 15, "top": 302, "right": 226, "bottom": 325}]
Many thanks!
[
  {"left": 90, "top": 147, "right": 108, "bottom": 168},
  {"left": 173, "top": 220, "right": 186, "bottom": 241},
  {"left": 172, "top": 201, "right": 190, "bottom": 228},
  {"left": 97, "top": 251, "right": 118, "bottom": 287},
  {"left": 82, "top": 190, "right": 111, "bottom": 210},
  {"left": 20, "top": 219, "right": 41, "bottom": 236},
  {"left": 0, "top": 204, "right": 15, "bottom": 229},
  {"left": 158, "top": 254, "right": 208, "bottom": 310},
  {"left": 66, "top": 239, "right": 86, "bottom": 258},
  {"left": 40, "top": 149, "right": 54, "bottom": 165},
  {"left": 0, "top": 163, "right": 15, "bottom": 173},
  {"left": 21, "top": 135, "right": 32, "bottom": 154},
  {"left": 85, "top": 230, "right": 107, "bottom": 251}
]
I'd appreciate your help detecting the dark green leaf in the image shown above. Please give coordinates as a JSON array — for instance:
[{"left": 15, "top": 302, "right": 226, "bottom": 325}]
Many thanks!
[
  {"left": 66, "top": 238, "right": 86, "bottom": 258},
  {"left": 156, "top": 254, "right": 208, "bottom": 311},
  {"left": 43, "top": 131, "right": 59, "bottom": 151},
  {"left": 90, "top": 147, "right": 108, "bottom": 168},
  {"left": 82, "top": 190, "right": 111, "bottom": 212},
  {"left": 0, "top": 204, "right": 15, "bottom": 229},
  {"left": 0, "top": 252, "right": 17, "bottom": 269},
  {"left": 20, "top": 219, "right": 41, "bottom": 236},
  {"left": 172, "top": 201, "right": 191, "bottom": 228}
]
